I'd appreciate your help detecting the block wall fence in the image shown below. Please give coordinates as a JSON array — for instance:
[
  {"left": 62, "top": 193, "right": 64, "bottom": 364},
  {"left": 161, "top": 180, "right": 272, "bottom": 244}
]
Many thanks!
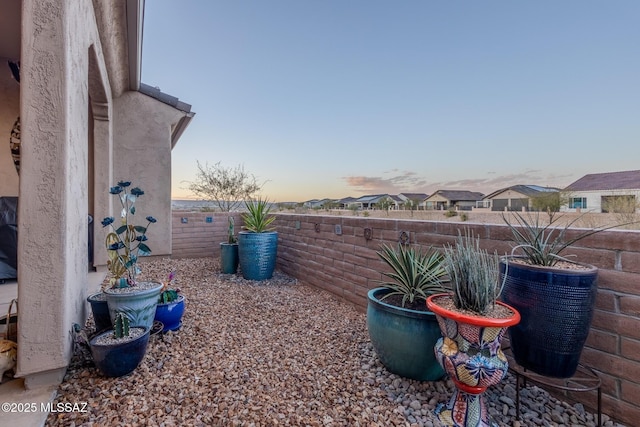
[{"left": 172, "top": 211, "right": 640, "bottom": 425}]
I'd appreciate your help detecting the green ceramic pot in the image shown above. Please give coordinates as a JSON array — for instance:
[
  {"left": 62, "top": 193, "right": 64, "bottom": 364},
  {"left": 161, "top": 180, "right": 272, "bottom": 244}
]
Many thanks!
[{"left": 367, "top": 287, "right": 445, "bottom": 381}]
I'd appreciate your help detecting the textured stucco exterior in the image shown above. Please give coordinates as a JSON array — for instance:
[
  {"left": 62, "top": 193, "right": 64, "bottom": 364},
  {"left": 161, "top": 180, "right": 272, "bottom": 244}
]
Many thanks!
[
  {"left": 112, "top": 91, "right": 187, "bottom": 256},
  {"left": 9, "top": 0, "right": 193, "bottom": 386}
]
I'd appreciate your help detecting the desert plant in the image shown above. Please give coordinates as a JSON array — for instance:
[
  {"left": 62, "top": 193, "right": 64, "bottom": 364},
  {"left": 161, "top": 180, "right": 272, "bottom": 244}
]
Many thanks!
[
  {"left": 113, "top": 312, "right": 130, "bottom": 339},
  {"left": 187, "top": 161, "right": 262, "bottom": 212},
  {"left": 444, "top": 231, "right": 502, "bottom": 315},
  {"left": 227, "top": 216, "right": 237, "bottom": 243},
  {"left": 158, "top": 271, "right": 180, "bottom": 304},
  {"left": 444, "top": 209, "right": 457, "bottom": 218},
  {"left": 376, "top": 244, "right": 447, "bottom": 308},
  {"left": 502, "top": 211, "right": 634, "bottom": 267},
  {"left": 242, "top": 198, "right": 275, "bottom": 233}
]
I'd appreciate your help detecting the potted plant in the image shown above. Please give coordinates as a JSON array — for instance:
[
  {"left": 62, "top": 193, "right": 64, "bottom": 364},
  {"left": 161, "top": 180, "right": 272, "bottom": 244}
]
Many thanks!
[
  {"left": 154, "top": 271, "right": 186, "bottom": 332},
  {"left": 86, "top": 291, "right": 111, "bottom": 332},
  {"left": 426, "top": 232, "right": 520, "bottom": 427},
  {"left": 89, "top": 312, "right": 151, "bottom": 377},
  {"left": 237, "top": 198, "right": 278, "bottom": 280},
  {"left": 499, "top": 212, "right": 629, "bottom": 378},
  {"left": 100, "top": 181, "right": 163, "bottom": 328},
  {"left": 220, "top": 216, "right": 239, "bottom": 274},
  {"left": 367, "top": 243, "right": 447, "bottom": 381}
]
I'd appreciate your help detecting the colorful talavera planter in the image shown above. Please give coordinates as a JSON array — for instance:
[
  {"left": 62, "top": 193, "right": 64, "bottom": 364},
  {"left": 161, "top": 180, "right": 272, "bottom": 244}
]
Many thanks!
[{"left": 427, "top": 294, "right": 520, "bottom": 427}]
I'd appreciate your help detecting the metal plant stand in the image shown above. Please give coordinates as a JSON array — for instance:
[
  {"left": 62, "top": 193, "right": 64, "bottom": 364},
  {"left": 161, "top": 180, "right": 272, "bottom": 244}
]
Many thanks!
[{"left": 504, "top": 347, "right": 602, "bottom": 427}]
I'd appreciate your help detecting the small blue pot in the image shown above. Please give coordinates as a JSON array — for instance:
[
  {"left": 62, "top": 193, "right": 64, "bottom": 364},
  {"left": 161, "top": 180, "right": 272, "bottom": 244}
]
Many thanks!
[
  {"left": 89, "top": 326, "right": 151, "bottom": 377},
  {"left": 154, "top": 295, "right": 185, "bottom": 332}
]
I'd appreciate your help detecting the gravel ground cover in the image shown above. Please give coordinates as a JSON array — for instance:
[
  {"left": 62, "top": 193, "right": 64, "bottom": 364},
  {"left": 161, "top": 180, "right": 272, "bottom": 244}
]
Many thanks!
[{"left": 47, "top": 257, "right": 621, "bottom": 426}]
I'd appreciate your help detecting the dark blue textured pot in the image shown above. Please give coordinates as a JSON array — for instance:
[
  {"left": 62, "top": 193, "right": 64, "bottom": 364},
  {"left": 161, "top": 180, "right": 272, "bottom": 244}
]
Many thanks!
[
  {"left": 87, "top": 292, "right": 111, "bottom": 332},
  {"left": 89, "top": 326, "right": 151, "bottom": 377},
  {"left": 500, "top": 258, "right": 598, "bottom": 378},
  {"left": 220, "top": 243, "right": 239, "bottom": 274},
  {"left": 154, "top": 295, "right": 185, "bottom": 332},
  {"left": 238, "top": 231, "right": 278, "bottom": 281},
  {"left": 367, "top": 288, "right": 445, "bottom": 381}
]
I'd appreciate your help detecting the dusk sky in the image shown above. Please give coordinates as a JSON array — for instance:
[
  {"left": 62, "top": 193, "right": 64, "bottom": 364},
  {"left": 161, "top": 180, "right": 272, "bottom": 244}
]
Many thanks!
[{"left": 142, "top": 1, "right": 640, "bottom": 203}]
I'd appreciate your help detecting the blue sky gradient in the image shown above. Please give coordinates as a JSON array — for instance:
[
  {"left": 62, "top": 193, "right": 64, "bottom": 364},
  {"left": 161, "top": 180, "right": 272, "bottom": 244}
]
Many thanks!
[{"left": 142, "top": 1, "right": 640, "bottom": 202}]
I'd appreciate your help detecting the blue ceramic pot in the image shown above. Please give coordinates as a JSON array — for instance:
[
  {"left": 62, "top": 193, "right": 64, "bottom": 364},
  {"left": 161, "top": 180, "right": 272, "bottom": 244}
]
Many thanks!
[
  {"left": 89, "top": 326, "right": 150, "bottom": 377},
  {"left": 87, "top": 292, "right": 111, "bottom": 332},
  {"left": 238, "top": 231, "right": 278, "bottom": 281},
  {"left": 500, "top": 257, "right": 598, "bottom": 378},
  {"left": 367, "top": 288, "right": 445, "bottom": 381},
  {"left": 154, "top": 295, "right": 185, "bottom": 332}
]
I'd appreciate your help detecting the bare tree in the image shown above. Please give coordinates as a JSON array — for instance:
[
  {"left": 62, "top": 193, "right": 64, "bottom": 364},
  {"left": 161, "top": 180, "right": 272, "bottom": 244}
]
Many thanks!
[{"left": 187, "top": 161, "right": 262, "bottom": 212}]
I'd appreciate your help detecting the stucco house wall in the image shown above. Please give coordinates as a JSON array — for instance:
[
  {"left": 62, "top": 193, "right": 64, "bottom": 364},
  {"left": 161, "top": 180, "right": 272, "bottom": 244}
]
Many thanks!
[
  {"left": 561, "top": 189, "right": 640, "bottom": 213},
  {"left": 113, "top": 92, "right": 187, "bottom": 257},
  {"left": 10, "top": 0, "right": 193, "bottom": 388}
]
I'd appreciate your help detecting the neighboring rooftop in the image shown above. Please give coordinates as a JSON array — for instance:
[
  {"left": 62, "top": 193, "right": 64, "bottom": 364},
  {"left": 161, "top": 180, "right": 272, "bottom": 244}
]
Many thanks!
[{"left": 565, "top": 170, "right": 640, "bottom": 191}]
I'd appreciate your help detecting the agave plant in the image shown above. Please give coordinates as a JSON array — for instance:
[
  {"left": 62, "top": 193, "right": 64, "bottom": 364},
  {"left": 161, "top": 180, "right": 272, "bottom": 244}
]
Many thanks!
[
  {"left": 376, "top": 244, "right": 447, "bottom": 308},
  {"left": 242, "top": 198, "right": 276, "bottom": 233},
  {"left": 503, "top": 211, "right": 631, "bottom": 267},
  {"left": 444, "top": 231, "right": 502, "bottom": 315}
]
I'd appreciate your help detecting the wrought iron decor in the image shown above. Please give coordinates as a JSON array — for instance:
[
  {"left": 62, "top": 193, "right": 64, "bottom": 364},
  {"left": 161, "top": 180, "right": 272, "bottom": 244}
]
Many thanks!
[
  {"left": 399, "top": 230, "right": 409, "bottom": 245},
  {"left": 363, "top": 227, "right": 373, "bottom": 241}
]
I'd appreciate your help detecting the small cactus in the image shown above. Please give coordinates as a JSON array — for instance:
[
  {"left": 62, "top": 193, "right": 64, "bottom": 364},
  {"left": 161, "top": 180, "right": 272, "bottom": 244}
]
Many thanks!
[
  {"left": 228, "top": 216, "right": 237, "bottom": 244},
  {"left": 113, "top": 312, "right": 130, "bottom": 338}
]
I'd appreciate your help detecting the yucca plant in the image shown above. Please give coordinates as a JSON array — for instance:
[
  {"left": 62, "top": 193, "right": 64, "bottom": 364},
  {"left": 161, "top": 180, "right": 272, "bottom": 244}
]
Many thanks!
[
  {"left": 376, "top": 244, "right": 447, "bottom": 308},
  {"left": 444, "top": 231, "right": 502, "bottom": 315},
  {"left": 503, "top": 211, "right": 632, "bottom": 266},
  {"left": 242, "top": 198, "right": 276, "bottom": 233}
]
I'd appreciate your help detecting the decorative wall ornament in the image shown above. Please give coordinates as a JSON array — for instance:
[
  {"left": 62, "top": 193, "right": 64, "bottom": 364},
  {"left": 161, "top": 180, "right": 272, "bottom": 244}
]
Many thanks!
[
  {"left": 314, "top": 223, "right": 320, "bottom": 233},
  {"left": 10, "top": 117, "right": 20, "bottom": 174},
  {"left": 399, "top": 230, "right": 409, "bottom": 245},
  {"left": 363, "top": 227, "right": 373, "bottom": 241}
]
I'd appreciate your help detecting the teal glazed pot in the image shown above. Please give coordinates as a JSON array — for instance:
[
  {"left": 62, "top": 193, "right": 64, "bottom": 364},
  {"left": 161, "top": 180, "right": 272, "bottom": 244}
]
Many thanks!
[
  {"left": 105, "top": 281, "right": 163, "bottom": 328},
  {"left": 238, "top": 231, "right": 278, "bottom": 281},
  {"left": 220, "top": 243, "right": 239, "bottom": 274},
  {"left": 367, "top": 288, "right": 445, "bottom": 381}
]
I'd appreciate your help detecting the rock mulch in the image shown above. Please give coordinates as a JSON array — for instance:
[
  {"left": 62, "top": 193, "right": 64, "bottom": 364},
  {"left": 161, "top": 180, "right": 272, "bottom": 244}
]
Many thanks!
[{"left": 47, "top": 257, "right": 623, "bottom": 426}]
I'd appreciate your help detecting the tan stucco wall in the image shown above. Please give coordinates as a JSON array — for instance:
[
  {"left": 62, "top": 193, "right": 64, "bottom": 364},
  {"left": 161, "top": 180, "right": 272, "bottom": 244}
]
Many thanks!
[
  {"left": 112, "top": 92, "right": 186, "bottom": 258},
  {"left": 0, "top": 57, "right": 20, "bottom": 196},
  {"left": 17, "top": 0, "right": 104, "bottom": 383}
]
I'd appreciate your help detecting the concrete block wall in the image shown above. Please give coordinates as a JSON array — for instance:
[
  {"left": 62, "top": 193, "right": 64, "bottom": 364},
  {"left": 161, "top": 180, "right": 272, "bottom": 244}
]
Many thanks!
[
  {"left": 172, "top": 210, "right": 640, "bottom": 425},
  {"left": 171, "top": 212, "right": 243, "bottom": 259}
]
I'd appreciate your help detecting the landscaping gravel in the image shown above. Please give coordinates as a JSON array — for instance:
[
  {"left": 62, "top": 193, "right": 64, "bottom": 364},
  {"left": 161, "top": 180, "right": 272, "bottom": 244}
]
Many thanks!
[{"left": 47, "top": 257, "right": 623, "bottom": 426}]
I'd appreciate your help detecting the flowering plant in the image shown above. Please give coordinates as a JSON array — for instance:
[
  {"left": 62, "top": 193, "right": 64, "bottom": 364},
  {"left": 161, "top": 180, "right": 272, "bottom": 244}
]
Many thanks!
[
  {"left": 101, "top": 181, "right": 156, "bottom": 288},
  {"left": 159, "top": 271, "right": 181, "bottom": 303}
]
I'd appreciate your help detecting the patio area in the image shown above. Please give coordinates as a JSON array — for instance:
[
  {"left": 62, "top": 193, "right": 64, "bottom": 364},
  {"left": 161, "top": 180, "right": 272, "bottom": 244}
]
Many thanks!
[{"left": 42, "top": 257, "right": 615, "bottom": 426}]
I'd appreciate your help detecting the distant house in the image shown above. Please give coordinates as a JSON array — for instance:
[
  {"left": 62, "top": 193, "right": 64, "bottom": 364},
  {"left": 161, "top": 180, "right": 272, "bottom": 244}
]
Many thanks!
[
  {"left": 354, "top": 194, "right": 393, "bottom": 210},
  {"left": 483, "top": 185, "right": 560, "bottom": 212},
  {"left": 398, "top": 193, "right": 429, "bottom": 210},
  {"left": 561, "top": 170, "right": 640, "bottom": 213},
  {"left": 337, "top": 197, "right": 358, "bottom": 209},
  {"left": 303, "top": 198, "right": 334, "bottom": 209},
  {"left": 424, "top": 190, "right": 484, "bottom": 211}
]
